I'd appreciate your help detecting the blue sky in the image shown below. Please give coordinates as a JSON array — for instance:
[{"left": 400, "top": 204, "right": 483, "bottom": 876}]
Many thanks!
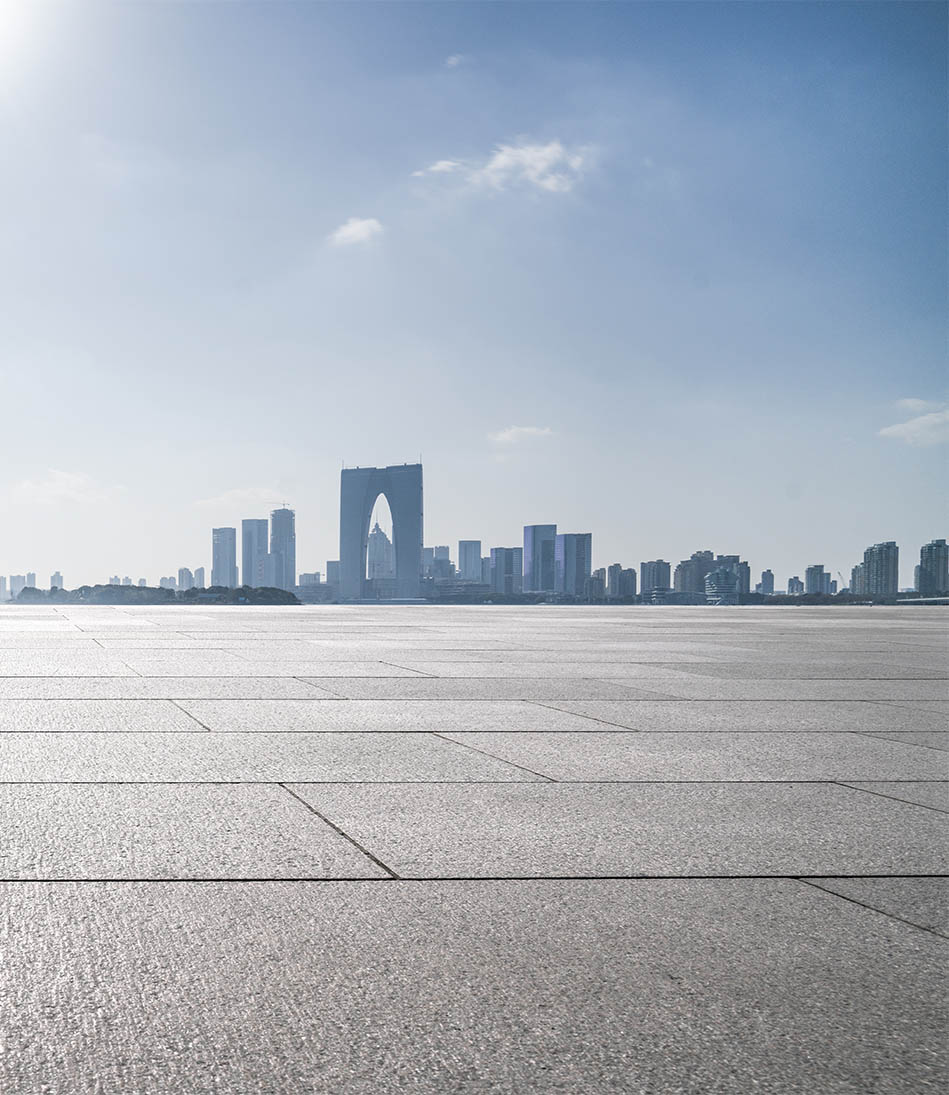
[{"left": 0, "top": 1, "right": 945, "bottom": 588}]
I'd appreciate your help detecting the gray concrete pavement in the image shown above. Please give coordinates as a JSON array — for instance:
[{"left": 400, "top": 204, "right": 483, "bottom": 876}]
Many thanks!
[{"left": 0, "top": 604, "right": 946, "bottom": 1093}]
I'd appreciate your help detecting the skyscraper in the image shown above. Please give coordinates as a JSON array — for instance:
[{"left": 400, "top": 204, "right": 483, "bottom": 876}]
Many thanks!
[
  {"left": 606, "top": 563, "right": 623, "bottom": 599},
  {"left": 863, "top": 541, "right": 898, "bottom": 597},
  {"left": 458, "top": 541, "right": 482, "bottom": 582},
  {"left": 367, "top": 522, "right": 395, "bottom": 579},
  {"left": 674, "top": 551, "right": 714, "bottom": 594},
  {"left": 489, "top": 548, "right": 523, "bottom": 595},
  {"left": 804, "top": 565, "right": 826, "bottom": 595},
  {"left": 50, "top": 572, "right": 63, "bottom": 590},
  {"left": 554, "top": 533, "right": 592, "bottom": 595},
  {"left": 640, "top": 560, "right": 671, "bottom": 599},
  {"left": 850, "top": 562, "right": 865, "bottom": 594},
  {"left": 26, "top": 572, "right": 36, "bottom": 589},
  {"left": 194, "top": 567, "right": 205, "bottom": 589},
  {"left": 787, "top": 576, "right": 804, "bottom": 595},
  {"left": 619, "top": 568, "right": 637, "bottom": 598},
  {"left": 178, "top": 568, "right": 194, "bottom": 592},
  {"left": 9, "top": 575, "right": 26, "bottom": 598},
  {"left": 212, "top": 527, "right": 238, "bottom": 588},
  {"left": 0, "top": 577, "right": 7, "bottom": 600},
  {"left": 242, "top": 519, "right": 270, "bottom": 588},
  {"left": 758, "top": 570, "right": 774, "bottom": 595},
  {"left": 705, "top": 566, "right": 738, "bottom": 605},
  {"left": 325, "top": 560, "right": 340, "bottom": 587},
  {"left": 523, "top": 525, "right": 557, "bottom": 592},
  {"left": 270, "top": 508, "right": 296, "bottom": 592},
  {"left": 918, "top": 539, "right": 948, "bottom": 596}
]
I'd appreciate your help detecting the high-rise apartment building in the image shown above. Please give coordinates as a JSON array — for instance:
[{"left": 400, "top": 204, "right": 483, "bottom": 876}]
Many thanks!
[
  {"left": 138, "top": 579, "right": 147, "bottom": 588},
  {"left": 606, "top": 563, "right": 623, "bottom": 599},
  {"left": 178, "top": 568, "right": 195, "bottom": 592},
  {"left": 26, "top": 572, "right": 36, "bottom": 589},
  {"left": 325, "top": 561, "right": 340, "bottom": 587},
  {"left": 121, "top": 577, "right": 132, "bottom": 586},
  {"left": 850, "top": 563, "right": 865, "bottom": 594},
  {"left": 481, "top": 557, "right": 491, "bottom": 585},
  {"left": 757, "top": 570, "right": 774, "bottom": 595},
  {"left": 367, "top": 522, "right": 395, "bottom": 579},
  {"left": 299, "top": 572, "right": 321, "bottom": 586},
  {"left": 554, "top": 533, "right": 592, "bottom": 595},
  {"left": 242, "top": 519, "right": 270, "bottom": 589},
  {"left": 705, "top": 566, "right": 738, "bottom": 605},
  {"left": 10, "top": 575, "right": 26, "bottom": 598},
  {"left": 640, "top": 559, "right": 671, "bottom": 598},
  {"left": 194, "top": 567, "right": 205, "bottom": 589},
  {"left": 270, "top": 508, "right": 296, "bottom": 592},
  {"left": 0, "top": 577, "right": 7, "bottom": 600},
  {"left": 674, "top": 551, "right": 714, "bottom": 594},
  {"left": 50, "top": 572, "right": 63, "bottom": 590},
  {"left": 804, "top": 565, "right": 826, "bottom": 595},
  {"left": 523, "top": 525, "right": 557, "bottom": 593},
  {"left": 212, "top": 527, "right": 238, "bottom": 588},
  {"left": 918, "top": 539, "right": 948, "bottom": 596},
  {"left": 787, "top": 576, "right": 804, "bottom": 595},
  {"left": 458, "top": 541, "right": 482, "bottom": 582},
  {"left": 863, "top": 541, "right": 898, "bottom": 597},
  {"left": 108, "top": 576, "right": 120, "bottom": 586},
  {"left": 489, "top": 547, "right": 523, "bottom": 595}
]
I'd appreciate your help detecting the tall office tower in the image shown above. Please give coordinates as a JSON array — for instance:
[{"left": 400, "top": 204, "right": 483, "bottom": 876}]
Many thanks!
[
  {"left": 481, "top": 556, "right": 491, "bottom": 585},
  {"left": 270, "top": 508, "right": 296, "bottom": 592},
  {"left": 787, "top": 576, "right": 804, "bottom": 595},
  {"left": 367, "top": 522, "right": 395, "bottom": 579},
  {"left": 863, "top": 541, "right": 899, "bottom": 597},
  {"left": 640, "top": 560, "right": 671, "bottom": 598},
  {"left": 489, "top": 547, "right": 523, "bottom": 595},
  {"left": 758, "top": 570, "right": 774, "bottom": 596},
  {"left": 619, "top": 568, "right": 637, "bottom": 598},
  {"left": 851, "top": 563, "right": 865, "bottom": 594},
  {"left": 523, "top": 525, "right": 557, "bottom": 592},
  {"left": 10, "top": 575, "right": 26, "bottom": 598},
  {"left": 122, "top": 577, "right": 132, "bottom": 586},
  {"left": 109, "top": 576, "right": 120, "bottom": 585},
  {"left": 0, "top": 577, "right": 6, "bottom": 600},
  {"left": 919, "top": 539, "right": 949, "bottom": 595},
  {"left": 458, "top": 541, "right": 482, "bottom": 582},
  {"left": 325, "top": 560, "right": 340, "bottom": 587},
  {"left": 674, "top": 551, "right": 714, "bottom": 594},
  {"left": 242, "top": 519, "right": 270, "bottom": 588},
  {"left": 178, "top": 568, "right": 195, "bottom": 592},
  {"left": 138, "top": 579, "right": 147, "bottom": 587},
  {"left": 554, "top": 533, "right": 593, "bottom": 595},
  {"left": 299, "top": 572, "right": 321, "bottom": 586},
  {"left": 26, "top": 572, "right": 36, "bottom": 588},
  {"left": 820, "top": 572, "right": 832, "bottom": 595},
  {"left": 705, "top": 566, "right": 738, "bottom": 605},
  {"left": 804, "top": 565, "right": 826, "bottom": 595},
  {"left": 194, "top": 567, "right": 205, "bottom": 589},
  {"left": 606, "top": 563, "right": 623, "bottom": 598},
  {"left": 50, "top": 572, "right": 63, "bottom": 590},
  {"left": 212, "top": 527, "right": 239, "bottom": 588}
]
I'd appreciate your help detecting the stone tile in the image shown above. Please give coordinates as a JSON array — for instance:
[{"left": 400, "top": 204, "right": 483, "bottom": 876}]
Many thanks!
[
  {"left": 288, "top": 782, "right": 949, "bottom": 877},
  {"left": 668, "top": 661, "right": 946, "bottom": 680},
  {"left": 862, "top": 731, "right": 949, "bottom": 752},
  {"left": 178, "top": 699, "right": 596, "bottom": 734},
  {"left": 439, "top": 731, "right": 949, "bottom": 781},
  {"left": 0, "top": 677, "right": 339, "bottom": 699},
  {"left": 386, "top": 660, "right": 697, "bottom": 679},
  {"left": 0, "top": 699, "right": 202, "bottom": 733},
  {"left": 613, "top": 678, "right": 949, "bottom": 701},
  {"left": 806, "top": 877, "right": 949, "bottom": 937},
  {"left": 0, "top": 652, "right": 138, "bottom": 676},
  {"left": 1, "top": 879, "right": 944, "bottom": 1094},
  {"left": 0, "top": 784, "right": 387, "bottom": 879},
  {"left": 298, "top": 677, "right": 654, "bottom": 699},
  {"left": 121, "top": 655, "right": 428, "bottom": 678},
  {"left": 0, "top": 732, "right": 535, "bottom": 783},
  {"left": 537, "top": 699, "right": 945, "bottom": 732},
  {"left": 839, "top": 781, "right": 949, "bottom": 811}
]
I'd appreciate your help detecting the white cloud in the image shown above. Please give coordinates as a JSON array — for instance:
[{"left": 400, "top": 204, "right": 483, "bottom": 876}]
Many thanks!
[
  {"left": 878, "top": 406, "right": 949, "bottom": 447},
  {"left": 194, "top": 486, "right": 285, "bottom": 509},
  {"left": 444, "top": 54, "right": 464, "bottom": 68},
  {"left": 412, "top": 139, "right": 587, "bottom": 195},
  {"left": 896, "top": 397, "right": 943, "bottom": 414},
  {"left": 10, "top": 469, "right": 125, "bottom": 506},
  {"left": 327, "top": 217, "right": 383, "bottom": 247},
  {"left": 488, "top": 426, "right": 554, "bottom": 444}
]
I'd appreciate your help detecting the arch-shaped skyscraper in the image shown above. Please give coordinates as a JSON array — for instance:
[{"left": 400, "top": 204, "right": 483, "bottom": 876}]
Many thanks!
[{"left": 339, "top": 464, "right": 423, "bottom": 600}]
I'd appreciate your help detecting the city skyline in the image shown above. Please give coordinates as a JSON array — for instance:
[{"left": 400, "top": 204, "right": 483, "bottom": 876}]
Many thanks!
[{"left": 0, "top": 3, "right": 943, "bottom": 590}]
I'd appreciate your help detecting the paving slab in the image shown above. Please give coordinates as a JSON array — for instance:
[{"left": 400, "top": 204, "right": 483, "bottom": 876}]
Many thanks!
[
  {"left": 805, "top": 876, "right": 949, "bottom": 937},
  {"left": 385, "top": 660, "right": 699, "bottom": 679},
  {"left": 536, "top": 699, "right": 945, "bottom": 732},
  {"left": 612, "top": 678, "right": 949, "bottom": 700},
  {"left": 439, "top": 730, "right": 949, "bottom": 781},
  {"left": 839, "top": 781, "right": 949, "bottom": 812},
  {"left": 0, "top": 699, "right": 203, "bottom": 733},
  {"left": 668, "top": 661, "right": 947, "bottom": 680},
  {"left": 0, "top": 677, "right": 339, "bottom": 699},
  {"left": 0, "top": 732, "right": 535, "bottom": 783},
  {"left": 0, "top": 784, "right": 387, "bottom": 879},
  {"left": 0, "top": 652, "right": 139, "bottom": 676},
  {"left": 288, "top": 782, "right": 949, "bottom": 877},
  {"left": 177, "top": 698, "right": 597, "bottom": 734},
  {"left": 1, "top": 878, "right": 944, "bottom": 1094},
  {"left": 298, "top": 677, "right": 655, "bottom": 699}
]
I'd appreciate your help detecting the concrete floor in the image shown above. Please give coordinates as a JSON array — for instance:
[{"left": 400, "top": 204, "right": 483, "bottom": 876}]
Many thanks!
[{"left": 0, "top": 604, "right": 946, "bottom": 1093}]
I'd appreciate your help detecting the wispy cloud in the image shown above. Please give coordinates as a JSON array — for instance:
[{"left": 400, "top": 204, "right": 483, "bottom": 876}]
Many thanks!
[
  {"left": 194, "top": 486, "right": 285, "bottom": 509},
  {"left": 10, "top": 469, "right": 125, "bottom": 506},
  {"left": 444, "top": 54, "right": 464, "bottom": 68},
  {"left": 879, "top": 401, "right": 949, "bottom": 447},
  {"left": 488, "top": 425, "right": 554, "bottom": 444},
  {"left": 413, "top": 139, "right": 588, "bottom": 194},
  {"left": 327, "top": 217, "right": 383, "bottom": 247}
]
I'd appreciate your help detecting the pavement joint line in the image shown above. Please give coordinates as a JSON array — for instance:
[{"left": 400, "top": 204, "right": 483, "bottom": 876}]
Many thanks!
[
  {"left": 420, "top": 731, "right": 558, "bottom": 781},
  {"left": 3, "top": 778, "right": 946, "bottom": 785},
  {"left": 277, "top": 782, "right": 401, "bottom": 879},
  {"left": 377, "top": 662, "right": 439, "bottom": 677},
  {"left": 831, "top": 780, "right": 949, "bottom": 816},
  {"left": 794, "top": 877, "right": 949, "bottom": 940},
  {"left": 168, "top": 700, "right": 213, "bottom": 732},
  {"left": 291, "top": 677, "right": 352, "bottom": 698},
  {"left": 525, "top": 700, "right": 645, "bottom": 730},
  {"left": 1, "top": 873, "right": 946, "bottom": 884},
  {"left": 851, "top": 730, "right": 948, "bottom": 754}
]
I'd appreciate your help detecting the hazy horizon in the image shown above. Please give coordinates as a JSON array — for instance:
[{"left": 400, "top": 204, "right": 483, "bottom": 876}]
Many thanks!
[{"left": 1, "top": 1, "right": 945, "bottom": 588}]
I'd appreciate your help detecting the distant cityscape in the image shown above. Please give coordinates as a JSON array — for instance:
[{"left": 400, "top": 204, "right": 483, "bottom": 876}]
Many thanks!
[{"left": 2, "top": 463, "right": 947, "bottom": 604}]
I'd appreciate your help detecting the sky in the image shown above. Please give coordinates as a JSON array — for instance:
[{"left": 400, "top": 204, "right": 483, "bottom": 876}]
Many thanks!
[{"left": 0, "top": 0, "right": 945, "bottom": 589}]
